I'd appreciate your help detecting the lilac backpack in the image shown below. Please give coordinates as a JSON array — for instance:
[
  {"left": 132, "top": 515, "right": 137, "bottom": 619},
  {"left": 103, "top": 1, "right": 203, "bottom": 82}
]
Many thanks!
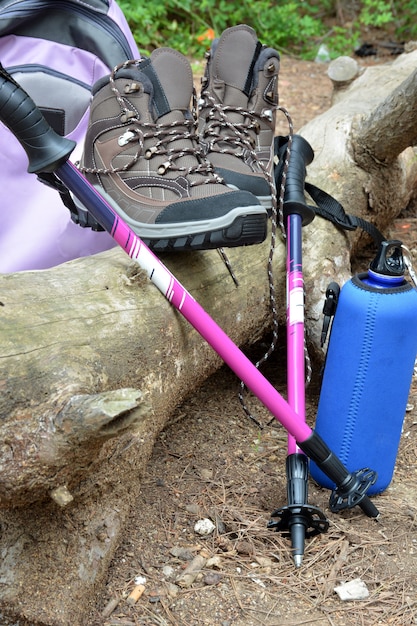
[{"left": 0, "top": 0, "right": 140, "bottom": 273}]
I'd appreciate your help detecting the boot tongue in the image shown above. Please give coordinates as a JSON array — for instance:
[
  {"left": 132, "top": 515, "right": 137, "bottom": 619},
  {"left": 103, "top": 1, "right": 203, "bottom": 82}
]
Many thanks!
[
  {"left": 139, "top": 48, "right": 202, "bottom": 180},
  {"left": 141, "top": 48, "right": 194, "bottom": 120},
  {"left": 212, "top": 25, "right": 261, "bottom": 102}
]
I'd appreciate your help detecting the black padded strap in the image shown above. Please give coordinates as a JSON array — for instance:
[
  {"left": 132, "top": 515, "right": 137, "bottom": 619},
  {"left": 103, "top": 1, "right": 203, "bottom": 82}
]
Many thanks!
[
  {"left": 305, "top": 181, "right": 386, "bottom": 247},
  {"left": 243, "top": 41, "right": 263, "bottom": 97}
]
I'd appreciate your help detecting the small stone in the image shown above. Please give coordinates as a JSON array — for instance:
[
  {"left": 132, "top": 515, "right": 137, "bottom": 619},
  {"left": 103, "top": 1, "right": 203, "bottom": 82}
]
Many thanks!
[
  {"left": 170, "top": 546, "right": 194, "bottom": 561},
  {"left": 148, "top": 587, "right": 164, "bottom": 601},
  {"left": 148, "top": 595, "right": 160, "bottom": 604},
  {"left": 236, "top": 540, "right": 254, "bottom": 555},
  {"left": 334, "top": 578, "right": 369, "bottom": 601},
  {"left": 50, "top": 485, "right": 74, "bottom": 507},
  {"left": 328, "top": 56, "right": 359, "bottom": 85},
  {"left": 194, "top": 518, "right": 215, "bottom": 536},
  {"left": 162, "top": 565, "right": 175, "bottom": 578},
  {"left": 165, "top": 582, "right": 180, "bottom": 598},
  {"left": 203, "top": 572, "right": 222, "bottom": 586}
]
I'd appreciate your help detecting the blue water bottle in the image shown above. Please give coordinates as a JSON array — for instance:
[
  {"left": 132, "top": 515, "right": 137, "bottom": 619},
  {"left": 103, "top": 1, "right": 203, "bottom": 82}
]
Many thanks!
[{"left": 310, "top": 240, "right": 417, "bottom": 495}]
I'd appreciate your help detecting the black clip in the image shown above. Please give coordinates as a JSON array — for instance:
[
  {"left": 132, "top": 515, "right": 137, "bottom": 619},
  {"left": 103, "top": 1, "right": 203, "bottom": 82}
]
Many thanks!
[{"left": 320, "top": 281, "right": 340, "bottom": 347}]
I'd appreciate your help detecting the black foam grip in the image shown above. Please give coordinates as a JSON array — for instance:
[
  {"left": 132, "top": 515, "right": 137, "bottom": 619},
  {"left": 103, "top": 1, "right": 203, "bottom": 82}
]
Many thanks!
[
  {"left": 0, "top": 65, "right": 75, "bottom": 173},
  {"left": 275, "top": 134, "right": 315, "bottom": 225},
  {"left": 283, "top": 134, "right": 314, "bottom": 208}
]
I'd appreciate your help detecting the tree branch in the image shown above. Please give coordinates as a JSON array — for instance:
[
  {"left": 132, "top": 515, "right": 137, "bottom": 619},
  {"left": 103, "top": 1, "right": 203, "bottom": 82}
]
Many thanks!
[{"left": 354, "top": 66, "right": 417, "bottom": 165}]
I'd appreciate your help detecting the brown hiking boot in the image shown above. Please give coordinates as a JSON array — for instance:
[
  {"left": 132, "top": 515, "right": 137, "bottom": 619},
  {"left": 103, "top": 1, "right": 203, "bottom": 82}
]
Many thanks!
[
  {"left": 79, "top": 48, "right": 267, "bottom": 252},
  {"left": 198, "top": 25, "right": 280, "bottom": 209}
]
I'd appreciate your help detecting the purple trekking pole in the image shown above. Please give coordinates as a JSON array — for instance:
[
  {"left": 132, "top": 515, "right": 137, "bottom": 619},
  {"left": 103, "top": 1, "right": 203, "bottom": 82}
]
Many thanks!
[
  {"left": 267, "top": 136, "right": 329, "bottom": 566},
  {"left": 0, "top": 66, "right": 380, "bottom": 528}
]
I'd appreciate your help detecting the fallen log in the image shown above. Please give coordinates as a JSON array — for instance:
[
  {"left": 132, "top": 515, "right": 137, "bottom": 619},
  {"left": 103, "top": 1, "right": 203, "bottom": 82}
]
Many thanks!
[
  {"left": 0, "top": 241, "right": 287, "bottom": 509},
  {"left": 299, "top": 48, "right": 417, "bottom": 350},
  {"left": 301, "top": 48, "right": 417, "bottom": 241}
]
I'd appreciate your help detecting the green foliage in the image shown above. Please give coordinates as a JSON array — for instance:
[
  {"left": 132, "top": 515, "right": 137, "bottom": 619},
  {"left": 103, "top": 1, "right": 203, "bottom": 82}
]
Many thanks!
[
  {"left": 323, "top": 24, "right": 361, "bottom": 59},
  {"left": 118, "top": 0, "right": 417, "bottom": 61},
  {"left": 391, "top": 0, "right": 417, "bottom": 39},
  {"left": 118, "top": 0, "right": 327, "bottom": 58},
  {"left": 359, "top": 0, "right": 394, "bottom": 27}
]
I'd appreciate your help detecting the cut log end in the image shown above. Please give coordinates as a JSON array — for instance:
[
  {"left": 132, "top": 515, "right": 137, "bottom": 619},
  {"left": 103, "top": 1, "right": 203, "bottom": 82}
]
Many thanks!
[{"left": 328, "top": 56, "right": 359, "bottom": 88}]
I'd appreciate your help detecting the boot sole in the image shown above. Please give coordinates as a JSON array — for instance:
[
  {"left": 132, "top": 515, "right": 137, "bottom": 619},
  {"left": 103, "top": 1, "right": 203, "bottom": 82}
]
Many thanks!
[
  {"left": 94, "top": 186, "right": 268, "bottom": 252},
  {"left": 144, "top": 213, "right": 267, "bottom": 252}
]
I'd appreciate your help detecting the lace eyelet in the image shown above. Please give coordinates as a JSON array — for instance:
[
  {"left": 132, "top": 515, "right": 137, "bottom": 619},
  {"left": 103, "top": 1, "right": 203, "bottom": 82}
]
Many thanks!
[
  {"left": 266, "top": 60, "right": 278, "bottom": 75},
  {"left": 124, "top": 81, "right": 143, "bottom": 95},
  {"left": 158, "top": 161, "right": 170, "bottom": 174},
  {"left": 145, "top": 146, "right": 158, "bottom": 159},
  {"left": 120, "top": 110, "right": 137, "bottom": 124}
]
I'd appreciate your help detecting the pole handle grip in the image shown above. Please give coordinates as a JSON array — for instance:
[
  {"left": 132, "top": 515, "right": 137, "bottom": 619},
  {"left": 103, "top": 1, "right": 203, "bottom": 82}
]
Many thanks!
[
  {"left": 283, "top": 135, "right": 314, "bottom": 207},
  {"left": 275, "top": 134, "right": 315, "bottom": 226},
  {"left": 0, "top": 65, "right": 75, "bottom": 173}
]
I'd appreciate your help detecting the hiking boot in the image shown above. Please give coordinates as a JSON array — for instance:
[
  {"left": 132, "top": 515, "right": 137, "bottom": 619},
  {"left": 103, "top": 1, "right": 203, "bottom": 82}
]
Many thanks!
[
  {"left": 79, "top": 48, "right": 267, "bottom": 252},
  {"left": 198, "top": 25, "right": 280, "bottom": 209}
]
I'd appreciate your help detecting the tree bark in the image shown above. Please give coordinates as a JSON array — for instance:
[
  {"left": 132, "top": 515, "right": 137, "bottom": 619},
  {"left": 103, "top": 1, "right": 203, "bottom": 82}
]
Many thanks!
[
  {"left": 301, "top": 48, "right": 417, "bottom": 253},
  {"left": 353, "top": 66, "right": 417, "bottom": 166}
]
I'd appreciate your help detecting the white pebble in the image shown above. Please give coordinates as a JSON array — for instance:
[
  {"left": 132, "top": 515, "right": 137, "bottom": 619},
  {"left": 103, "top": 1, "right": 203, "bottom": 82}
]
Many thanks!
[
  {"left": 194, "top": 518, "right": 215, "bottom": 536},
  {"left": 334, "top": 578, "right": 369, "bottom": 601}
]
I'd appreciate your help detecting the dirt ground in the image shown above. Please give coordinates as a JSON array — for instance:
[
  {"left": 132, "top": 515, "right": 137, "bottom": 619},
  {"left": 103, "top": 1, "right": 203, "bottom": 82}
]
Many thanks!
[{"left": 86, "top": 54, "right": 417, "bottom": 626}]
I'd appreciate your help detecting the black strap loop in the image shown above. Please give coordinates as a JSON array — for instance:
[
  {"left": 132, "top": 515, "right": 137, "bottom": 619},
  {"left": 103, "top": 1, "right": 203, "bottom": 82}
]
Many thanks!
[
  {"left": 37, "top": 172, "right": 105, "bottom": 231},
  {"left": 305, "top": 181, "right": 386, "bottom": 247},
  {"left": 273, "top": 134, "right": 386, "bottom": 248}
]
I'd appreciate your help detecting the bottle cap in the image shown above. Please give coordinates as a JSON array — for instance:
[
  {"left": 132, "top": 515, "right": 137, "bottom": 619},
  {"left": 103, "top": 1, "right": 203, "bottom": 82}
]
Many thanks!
[{"left": 369, "top": 240, "right": 405, "bottom": 276}]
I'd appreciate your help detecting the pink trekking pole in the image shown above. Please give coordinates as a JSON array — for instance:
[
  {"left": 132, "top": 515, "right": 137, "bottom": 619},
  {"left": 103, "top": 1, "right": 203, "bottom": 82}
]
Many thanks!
[
  {"left": 267, "top": 136, "right": 329, "bottom": 566},
  {"left": 0, "top": 66, "right": 380, "bottom": 525}
]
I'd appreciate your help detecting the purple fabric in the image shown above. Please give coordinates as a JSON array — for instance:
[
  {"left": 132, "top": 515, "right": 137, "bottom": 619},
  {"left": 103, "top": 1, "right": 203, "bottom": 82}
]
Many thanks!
[{"left": 0, "top": 0, "right": 140, "bottom": 273}]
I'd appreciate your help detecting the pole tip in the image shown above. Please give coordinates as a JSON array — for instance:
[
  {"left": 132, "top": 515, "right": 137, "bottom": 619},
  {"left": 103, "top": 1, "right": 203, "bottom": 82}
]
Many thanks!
[{"left": 293, "top": 554, "right": 303, "bottom": 568}]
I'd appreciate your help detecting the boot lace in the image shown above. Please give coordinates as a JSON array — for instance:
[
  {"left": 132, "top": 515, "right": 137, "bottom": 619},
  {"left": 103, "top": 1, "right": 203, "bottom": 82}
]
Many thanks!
[
  {"left": 199, "top": 92, "right": 274, "bottom": 172},
  {"left": 79, "top": 59, "right": 222, "bottom": 187},
  {"left": 206, "top": 100, "right": 313, "bottom": 429}
]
